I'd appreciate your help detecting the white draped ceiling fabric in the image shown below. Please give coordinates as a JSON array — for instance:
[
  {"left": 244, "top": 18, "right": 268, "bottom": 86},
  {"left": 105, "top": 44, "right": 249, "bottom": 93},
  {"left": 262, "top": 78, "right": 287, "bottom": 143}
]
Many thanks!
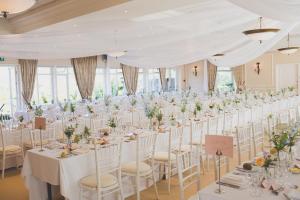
[{"left": 0, "top": 0, "right": 300, "bottom": 68}]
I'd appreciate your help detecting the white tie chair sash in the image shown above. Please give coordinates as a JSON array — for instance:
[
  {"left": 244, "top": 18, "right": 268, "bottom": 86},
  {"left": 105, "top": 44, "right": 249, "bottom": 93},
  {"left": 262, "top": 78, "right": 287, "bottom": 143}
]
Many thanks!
[
  {"left": 0, "top": 126, "right": 23, "bottom": 179},
  {"left": 235, "top": 125, "right": 252, "bottom": 165},
  {"left": 121, "top": 132, "right": 159, "bottom": 200},
  {"left": 79, "top": 139, "right": 124, "bottom": 200},
  {"left": 176, "top": 151, "right": 201, "bottom": 200}
]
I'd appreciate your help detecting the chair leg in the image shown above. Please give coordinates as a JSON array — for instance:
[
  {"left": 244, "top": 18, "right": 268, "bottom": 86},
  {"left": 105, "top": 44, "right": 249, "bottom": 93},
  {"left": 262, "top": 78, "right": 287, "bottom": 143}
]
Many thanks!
[
  {"left": 152, "top": 170, "right": 159, "bottom": 200},
  {"left": 167, "top": 162, "right": 171, "bottom": 193},
  {"left": 2, "top": 156, "right": 5, "bottom": 179},
  {"left": 118, "top": 173, "right": 124, "bottom": 200},
  {"left": 136, "top": 176, "right": 140, "bottom": 200}
]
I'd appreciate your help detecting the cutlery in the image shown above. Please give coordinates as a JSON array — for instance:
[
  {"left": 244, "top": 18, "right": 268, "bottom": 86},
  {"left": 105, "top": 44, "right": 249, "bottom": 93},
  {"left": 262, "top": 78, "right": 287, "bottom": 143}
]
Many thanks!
[{"left": 216, "top": 181, "right": 240, "bottom": 189}]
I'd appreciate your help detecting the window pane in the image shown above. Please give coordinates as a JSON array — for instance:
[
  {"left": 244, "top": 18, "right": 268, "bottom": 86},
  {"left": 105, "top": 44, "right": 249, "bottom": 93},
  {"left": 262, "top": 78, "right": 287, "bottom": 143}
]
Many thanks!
[
  {"left": 216, "top": 70, "right": 234, "bottom": 92},
  {"left": 110, "top": 68, "right": 125, "bottom": 96},
  {"left": 166, "top": 68, "right": 176, "bottom": 91},
  {"left": 57, "top": 75, "right": 68, "bottom": 102},
  {"left": 68, "top": 69, "right": 80, "bottom": 101},
  {"left": 136, "top": 68, "right": 144, "bottom": 94},
  {"left": 148, "top": 69, "right": 161, "bottom": 92},
  {"left": 0, "top": 66, "right": 16, "bottom": 114},
  {"left": 32, "top": 67, "right": 52, "bottom": 105},
  {"left": 93, "top": 68, "right": 105, "bottom": 99}
]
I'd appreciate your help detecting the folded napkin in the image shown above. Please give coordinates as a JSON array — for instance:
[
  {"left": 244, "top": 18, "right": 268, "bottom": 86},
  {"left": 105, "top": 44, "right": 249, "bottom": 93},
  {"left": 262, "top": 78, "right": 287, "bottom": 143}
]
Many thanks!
[
  {"left": 72, "top": 148, "right": 89, "bottom": 155},
  {"left": 285, "top": 189, "right": 300, "bottom": 200},
  {"left": 220, "top": 174, "right": 246, "bottom": 188}
]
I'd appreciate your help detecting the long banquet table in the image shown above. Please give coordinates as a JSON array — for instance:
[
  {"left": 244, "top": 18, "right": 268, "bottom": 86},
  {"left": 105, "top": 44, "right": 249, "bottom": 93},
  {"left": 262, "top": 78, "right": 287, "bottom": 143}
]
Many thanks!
[
  {"left": 21, "top": 96, "right": 300, "bottom": 200},
  {"left": 22, "top": 131, "right": 176, "bottom": 200},
  {"left": 189, "top": 142, "right": 300, "bottom": 200}
]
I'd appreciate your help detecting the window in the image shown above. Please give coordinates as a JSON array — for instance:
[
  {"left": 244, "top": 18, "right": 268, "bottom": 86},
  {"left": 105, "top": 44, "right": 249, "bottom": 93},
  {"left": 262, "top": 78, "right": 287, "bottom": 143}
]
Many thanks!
[
  {"left": 109, "top": 68, "right": 125, "bottom": 96},
  {"left": 166, "top": 68, "right": 177, "bottom": 91},
  {"left": 93, "top": 68, "right": 105, "bottom": 99},
  {"left": 136, "top": 68, "right": 145, "bottom": 94},
  {"left": 56, "top": 67, "right": 69, "bottom": 102},
  {"left": 0, "top": 66, "right": 17, "bottom": 115},
  {"left": 148, "top": 68, "right": 161, "bottom": 92},
  {"left": 68, "top": 69, "right": 80, "bottom": 101},
  {"left": 32, "top": 67, "right": 53, "bottom": 105},
  {"left": 215, "top": 67, "right": 234, "bottom": 92}
]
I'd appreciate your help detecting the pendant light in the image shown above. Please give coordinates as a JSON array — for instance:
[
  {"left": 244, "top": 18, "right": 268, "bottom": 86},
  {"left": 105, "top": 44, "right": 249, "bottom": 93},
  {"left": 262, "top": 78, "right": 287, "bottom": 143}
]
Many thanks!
[{"left": 277, "top": 34, "right": 299, "bottom": 55}]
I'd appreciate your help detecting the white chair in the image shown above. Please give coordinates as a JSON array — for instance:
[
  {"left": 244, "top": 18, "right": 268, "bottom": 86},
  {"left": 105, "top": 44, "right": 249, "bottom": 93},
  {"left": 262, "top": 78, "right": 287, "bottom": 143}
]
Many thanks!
[
  {"left": 235, "top": 125, "right": 252, "bottom": 165},
  {"left": 176, "top": 151, "right": 200, "bottom": 200},
  {"left": 189, "top": 120, "right": 206, "bottom": 173},
  {"left": 251, "top": 121, "right": 264, "bottom": 157},
  {"left": 0, "top": 126, "right": 23, "bottom": 179},
  {"left": 121, "top": 132, "right": 159, "bottom": 200},
  {"left": 79, "top": 139, "right": 123, "bottom": 200},
  {"left": 153, "top": 125, "right": 183, "bottom": 193}
]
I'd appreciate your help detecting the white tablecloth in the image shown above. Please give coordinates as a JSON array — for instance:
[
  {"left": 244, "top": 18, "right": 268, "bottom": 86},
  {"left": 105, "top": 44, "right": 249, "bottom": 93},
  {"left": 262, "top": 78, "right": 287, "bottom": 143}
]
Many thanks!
[{"left": 22, "top": 132, "right": 172, "bottom": 200}]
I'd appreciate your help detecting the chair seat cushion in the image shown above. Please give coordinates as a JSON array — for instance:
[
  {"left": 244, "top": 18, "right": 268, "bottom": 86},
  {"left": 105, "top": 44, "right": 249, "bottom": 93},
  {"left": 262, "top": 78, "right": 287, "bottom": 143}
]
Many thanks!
[
  {"left": 153, "top": 152, "right": 176, "bottom": 161},
  {"left": 80, "top": 174, "right": 117, "bottom": 188},
  {"left": 23, "top": 140, "right": 49, "bottom": 148},
  {"left": 121, "top": 161, "right": 151, "bottom": 175},
  {"left": 0, "top": 145, "right": 21, "bottom": 154}
]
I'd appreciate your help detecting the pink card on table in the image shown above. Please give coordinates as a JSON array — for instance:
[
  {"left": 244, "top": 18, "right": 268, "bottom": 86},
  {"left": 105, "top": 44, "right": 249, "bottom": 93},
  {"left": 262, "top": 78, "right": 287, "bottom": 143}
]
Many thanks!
[{"left": 205, "top": 135, "right": 233, "bottom": 158}]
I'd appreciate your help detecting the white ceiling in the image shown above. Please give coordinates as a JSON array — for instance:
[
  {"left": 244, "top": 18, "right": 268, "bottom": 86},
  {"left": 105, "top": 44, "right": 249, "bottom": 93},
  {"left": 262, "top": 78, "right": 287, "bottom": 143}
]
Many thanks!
[{"left": 0, "top": 0, "right": 300, "bottom": 68}]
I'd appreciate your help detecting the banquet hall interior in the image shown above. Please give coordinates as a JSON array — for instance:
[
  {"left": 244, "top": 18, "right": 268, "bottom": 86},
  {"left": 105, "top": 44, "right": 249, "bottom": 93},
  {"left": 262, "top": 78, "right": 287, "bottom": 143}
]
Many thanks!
[{"left": 1, "top": 0, "right": 300, "bottom": 200}]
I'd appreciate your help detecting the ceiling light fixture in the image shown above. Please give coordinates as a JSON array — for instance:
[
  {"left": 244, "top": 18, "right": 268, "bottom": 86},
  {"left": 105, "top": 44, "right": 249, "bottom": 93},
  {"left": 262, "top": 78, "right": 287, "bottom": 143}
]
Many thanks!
[
  {"left": 0, "top": 0, "right": 36, "bottom": 18},
  {"left": 243, "top": 17, "right": 280, "bottom": 42},
  {"left": 277, "top": 33, "right": 299, "bottom": 55},
  {"left": 107, "top": 51, "right": 127, "bottom": 58},
  {"left": 212, "top": 53, "right": 224, "bottom": 60}
]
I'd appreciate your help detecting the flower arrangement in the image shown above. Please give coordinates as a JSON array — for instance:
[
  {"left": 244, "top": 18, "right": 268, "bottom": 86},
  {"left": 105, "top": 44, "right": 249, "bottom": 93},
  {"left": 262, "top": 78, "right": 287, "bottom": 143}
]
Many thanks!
[
  {"left": 180, "top": 103, "right": 187, "bottom": 113},
  {"left": 70, "top": 103, "right": 76, "bottom": 113},
  {"left": 129, "top": 96, "right": 137, "bottom": 107},
  {"left": 18, "top": 116, "right": 24, "bottom": 123},
  {"left": 195, "top": 101, "right": 202, "bottom": 112},
  {"left": 255, "top": 151, "right": 276, "bottom": 171},
  {"left": 208, "top": 102, "right": 215, "bottom": 110},
  {"left": 59, "top": 102, "right": 69, "bottom": 112},
  {"left": 145, "top": 105, "right": 158, "bottom": 119},
  {"left": 286, "top": 127, "right": 299, "bottom": 153},
  {"left": 104, "top": 95, "right": 111, "bottom": 107},
  {"left": 87, "top": 105, "right": 94, "bottom": 114},
  {"left": 156, "top": 109, "right": 163, "bottom": 126},
  {"left": 288, "top": 86, "right": 295, "bottom": 92},
  {"left": 169, "top": 113, "right": 176, "bottom": 125},
  {"left": 73, "top": 134, "right": 82, "bottom": 144},
  {"left": 64, "top": 125, "right": 75, "bottom": 139},
  {"left": 270, "top": 131, "right": 289, "bottom": 160},
  {"left": 42, "top": 96, "right": 48, "bottom": 104},
  {"left": 217, "top": 104, "right": 223, "bottom": 112},
  {"left": 114, "top": 104, "right": 120, "bottom": 110},
  {"left": 82, "top": 126, "right": 91, "bottom": 140},
  {"left": 107, "top": 117, "right": 117, "bottom": 128},
  {"left": 34, "top": 106, "right": 43, "bottom": 116}
]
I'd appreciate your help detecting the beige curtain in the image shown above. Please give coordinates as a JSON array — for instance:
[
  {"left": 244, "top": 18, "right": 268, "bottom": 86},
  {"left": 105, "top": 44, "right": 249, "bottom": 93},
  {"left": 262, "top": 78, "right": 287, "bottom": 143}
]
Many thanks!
[
  {"left": 71, "top": 56, "right": 97, "bottom": 99},
  {"left": 19, "top": 59, "right": 38, "bottom": 104},
  {"left": 232, "top": 65, "right": 245, "bottom": 91},
  {"left": 159, "top": 68, "right": 167, "bottom": 92},
  {"left": 207, "top": 61, "right": 217, "bottom": 91},
  {"left": 121, "top": 64, "right": 139, "bottom": 95}
]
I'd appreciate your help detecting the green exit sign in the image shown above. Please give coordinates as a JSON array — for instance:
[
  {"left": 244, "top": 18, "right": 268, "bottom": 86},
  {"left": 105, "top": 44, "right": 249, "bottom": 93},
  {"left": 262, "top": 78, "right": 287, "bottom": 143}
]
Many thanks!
[{"left": 0, "top": 57, "right": 4, "bottom": 62}]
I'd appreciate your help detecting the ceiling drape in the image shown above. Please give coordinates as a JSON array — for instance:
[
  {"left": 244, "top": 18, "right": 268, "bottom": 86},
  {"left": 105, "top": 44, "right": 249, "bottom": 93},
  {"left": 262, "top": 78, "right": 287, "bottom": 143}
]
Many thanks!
[
  {"left": 120, "top": 64, "right": 139, "bottom": 95},
  {"left": 232, "top": 65, "right": 245, "bottom": 91},
  {"left": 18, "top": 59, "right": 38, "bottom": 105},
  {"left": 207, "top": 62, "right": 217, "bottom": 91},
  {"left": 71, "top": 56, "right": 97, "bottom": 99}
]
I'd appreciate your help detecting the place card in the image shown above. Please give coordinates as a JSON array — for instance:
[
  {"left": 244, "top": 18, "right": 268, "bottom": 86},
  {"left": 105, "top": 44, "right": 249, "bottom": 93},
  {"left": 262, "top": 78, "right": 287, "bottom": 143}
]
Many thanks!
[
  {"left": 35, "top": 117, "right": 46, "bottom": 130},
  {"left": 205, "top": 135, "right": 233, "bottom": 157}
]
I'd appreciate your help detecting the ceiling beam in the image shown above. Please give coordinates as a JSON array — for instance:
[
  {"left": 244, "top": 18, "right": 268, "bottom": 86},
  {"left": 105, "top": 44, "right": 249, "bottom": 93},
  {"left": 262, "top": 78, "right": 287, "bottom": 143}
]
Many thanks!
[{"left": 7, "top": 0, "right": 129, "bottom": 34}]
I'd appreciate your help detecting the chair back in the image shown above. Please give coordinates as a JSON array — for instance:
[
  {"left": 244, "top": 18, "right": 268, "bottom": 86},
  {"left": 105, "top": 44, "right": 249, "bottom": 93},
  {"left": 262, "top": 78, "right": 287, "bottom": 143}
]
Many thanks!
[{"left": 235, "top": 124, "right": 252, "bottom": 165}]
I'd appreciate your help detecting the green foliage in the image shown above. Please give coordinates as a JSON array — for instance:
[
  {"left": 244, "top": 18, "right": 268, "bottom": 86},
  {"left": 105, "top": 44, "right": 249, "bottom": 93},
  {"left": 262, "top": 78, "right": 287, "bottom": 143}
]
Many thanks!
[{"left": 64, "top": 125, "right": 75, "bottom": 139}]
